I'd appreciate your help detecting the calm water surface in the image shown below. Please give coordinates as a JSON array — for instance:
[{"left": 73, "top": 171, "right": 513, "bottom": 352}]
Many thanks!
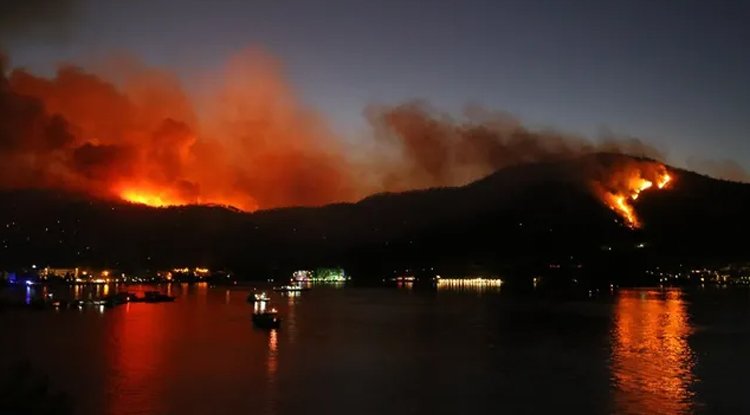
[{"left": 2, "top": 283, "right": 750, "bottom": 414}]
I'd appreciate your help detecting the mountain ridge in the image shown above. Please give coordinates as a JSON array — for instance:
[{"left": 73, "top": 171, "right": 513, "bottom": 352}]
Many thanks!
[{"left": 1, "top": 153, "right": 749, "bottom": 283}]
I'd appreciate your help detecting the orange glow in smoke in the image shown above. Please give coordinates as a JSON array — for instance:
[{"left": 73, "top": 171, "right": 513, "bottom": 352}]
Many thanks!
[
  {"left": 2, "top": 50, "right": 353, "bottom": 212},
  {"left": 595, "top": 162, "right": 673, "bottom": 229}
]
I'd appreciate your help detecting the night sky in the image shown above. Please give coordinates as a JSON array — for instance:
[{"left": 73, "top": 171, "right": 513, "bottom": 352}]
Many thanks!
[{"left": 3, "top": 0, "right": 749, "bottom": 176}]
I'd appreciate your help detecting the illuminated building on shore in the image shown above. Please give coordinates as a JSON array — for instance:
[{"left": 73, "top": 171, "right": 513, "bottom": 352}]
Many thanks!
[
  {"left": 292, "top": 270, "right": 312, "bottom": 282},
  {"left": 292, "top": 268, "right": 348, "bottom": 282},
  {"left": 43, "top": 267, "right": 79, "bottom": 279},
  {"left": 436, "top": 276, "right": 503, "bottom": 291}
]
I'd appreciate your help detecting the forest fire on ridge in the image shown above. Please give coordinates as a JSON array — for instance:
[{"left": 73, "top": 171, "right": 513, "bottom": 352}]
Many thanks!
[
  {"left": 120, "top": 188, "right": 185, "bottom": 208},
  {"left": 594, "top": 161, "right": 673, "bottom": 228}
]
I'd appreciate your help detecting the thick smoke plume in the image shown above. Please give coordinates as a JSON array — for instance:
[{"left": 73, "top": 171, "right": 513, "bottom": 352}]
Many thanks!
[
  {"left": 0, "top": 48, "right": 694, "bottom": 211},
  {"left": 0, "top": 50, "right": 352, "bottom": 210},
  {"left": 367, "top": 102, "right": 664, "bottom": 191}
]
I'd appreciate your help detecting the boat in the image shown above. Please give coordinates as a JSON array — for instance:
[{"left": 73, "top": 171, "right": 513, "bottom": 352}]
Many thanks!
[
  {"left": 252, "top": 308, "right": 281, "bottom": 329},
  {"left": 142, "top": 291, "right": 176, "bottom": 303},
  {"left": 247, "top": 291, "right": 270, "bottom": 303},
  {"left": 272, "top": 283, "right": 309, "bottom": 293},
  {"left": 50, "top": 299, "right": 71, "bottom": 309},
  {"left": 92, "top": 293, "right": 120, "bottom": 307}
]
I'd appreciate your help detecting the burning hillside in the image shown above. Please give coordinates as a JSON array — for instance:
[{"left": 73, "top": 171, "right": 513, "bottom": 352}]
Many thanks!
[{"left": 591, "top": 160, "right": 673, "bottom": 228}]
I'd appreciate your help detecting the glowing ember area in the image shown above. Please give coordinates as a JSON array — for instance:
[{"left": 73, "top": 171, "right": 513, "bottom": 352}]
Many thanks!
[
  {"left": 118, "top": 184, "right": 258, "bottom": 210},
  {"left": 594, "top": 162, "right": 673, "bottom": 229},
  {"left": 657, "top": 174, "right": 672, "bottom": 189},
  {"left": 120, "top": 189, "right": 186, "bottom": 208}
]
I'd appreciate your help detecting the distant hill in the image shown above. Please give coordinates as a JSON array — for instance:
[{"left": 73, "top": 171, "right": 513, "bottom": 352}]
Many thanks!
[{"left": 1, "top": 153, "right": 749, "bottom": 283}]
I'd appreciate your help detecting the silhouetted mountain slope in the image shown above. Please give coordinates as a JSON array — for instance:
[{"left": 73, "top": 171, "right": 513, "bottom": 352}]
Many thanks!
[{"left": 1, "top": 154, "right": 748, "bottom": 281}]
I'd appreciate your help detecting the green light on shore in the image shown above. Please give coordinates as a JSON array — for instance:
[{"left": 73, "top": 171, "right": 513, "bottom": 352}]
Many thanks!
[
  {"left": 313, "top": 267, "right": 348, "bottom": 282},
  {"left": 292, "top": 268, "right": 349, "bottom": 282}
]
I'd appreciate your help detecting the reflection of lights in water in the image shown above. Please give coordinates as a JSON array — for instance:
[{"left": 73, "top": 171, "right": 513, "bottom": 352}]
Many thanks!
[
  {"left": 254, "top": 301, "right": 267, "bottom": 314},
  {"left": 267, "top": 329, "right": 278, "bottom": 377},
  {"left": 611, "top": 289, "right": 696, "bottom": 414},
  {"left": 103, "top": 284, "right": 110, "bottom": 296},
  {"left": 287, "top": 294, "right": 297, "bottom": 344},
  {"left": 287, "top": 291, "right": 299, "bottom": 303},
  {"left": 269, "top": 329, "right": 278, "bottom": 352},
  {"left": 107, "top": 292, "right": 167, "bottom": 414},
  {"left": 262, "top": 328, "right": 280, "bottom": 415},
  {"left": 225, "top": 290, "right": 231, "bottom": 304},
  {"left": 196, "top": 282, "right": 208, "bottom": 305},
  {"left": 25, "top": 286, "right": 32, "bottom": 305}
]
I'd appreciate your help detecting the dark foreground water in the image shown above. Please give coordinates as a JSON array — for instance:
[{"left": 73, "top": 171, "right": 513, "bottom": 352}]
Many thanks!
[{"left": 2, "top": 283, "right": 750, "bottom": 414}]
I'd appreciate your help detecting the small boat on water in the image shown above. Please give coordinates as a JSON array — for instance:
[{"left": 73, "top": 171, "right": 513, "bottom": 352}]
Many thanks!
[
  {"left": 252, "top": 308, "right": 281, "bottom": 329},
  {"left": 96, "top": 292, "right": 135, "bottom": 307},
  {"left": 50, "top": 299, "right": 71, "bottom": 309},
  {"left": 247, "top": 291, "right": 270, "bottom": 303},
  {"left": 272, "top": 283, "right": 309, "bottom": 293}
]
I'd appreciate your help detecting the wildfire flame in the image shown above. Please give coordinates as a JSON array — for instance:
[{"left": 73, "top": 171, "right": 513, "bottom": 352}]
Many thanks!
[
  {"left": 595, "top": 162, "right": 673, "bottom": 229},
  {"left": 120, "top": 189, "right": 185, "bottom": 208},
  {"left": 657, "top": 174, "right": 672, "bottom": 189},
  {"left": 118, "top": 185, "right": 257, "bottom": 210}
]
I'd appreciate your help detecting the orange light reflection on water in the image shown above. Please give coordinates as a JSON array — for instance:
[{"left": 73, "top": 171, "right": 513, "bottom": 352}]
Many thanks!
[
  {"left": 268, "top": 329, "right": 278, "bottom": 377},
  {"left": 611, "top": 289, "right": 697, "bottom": 414},
  {"left": 262, "top": 327, "right": 280, "bottom": 415},
  {"left": 106, "top": 291, "right": 168, "bottom": 415}
]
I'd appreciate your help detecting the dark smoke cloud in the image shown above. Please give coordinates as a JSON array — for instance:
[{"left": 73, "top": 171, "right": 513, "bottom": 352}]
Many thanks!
[
  {"left": 0, "top": 54, "right": 77, "bottom": 188},
  {"left": 71, "top": 143, "right": 135, "bottom": 180},
  {"left": 0, "top": 49, "right": 356, "bottom": 210},
  {"left": 686, "top": 157, "right": 750, "bottom": 183},
  {"left": 0, "top": 54, "right": 200, "bottom": 199},
  {"left": 0, "top": 0, "right": 80, "bottom": 42},
  {"left": 367, "top": 101, "right": 665, "bottom": 191}
]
